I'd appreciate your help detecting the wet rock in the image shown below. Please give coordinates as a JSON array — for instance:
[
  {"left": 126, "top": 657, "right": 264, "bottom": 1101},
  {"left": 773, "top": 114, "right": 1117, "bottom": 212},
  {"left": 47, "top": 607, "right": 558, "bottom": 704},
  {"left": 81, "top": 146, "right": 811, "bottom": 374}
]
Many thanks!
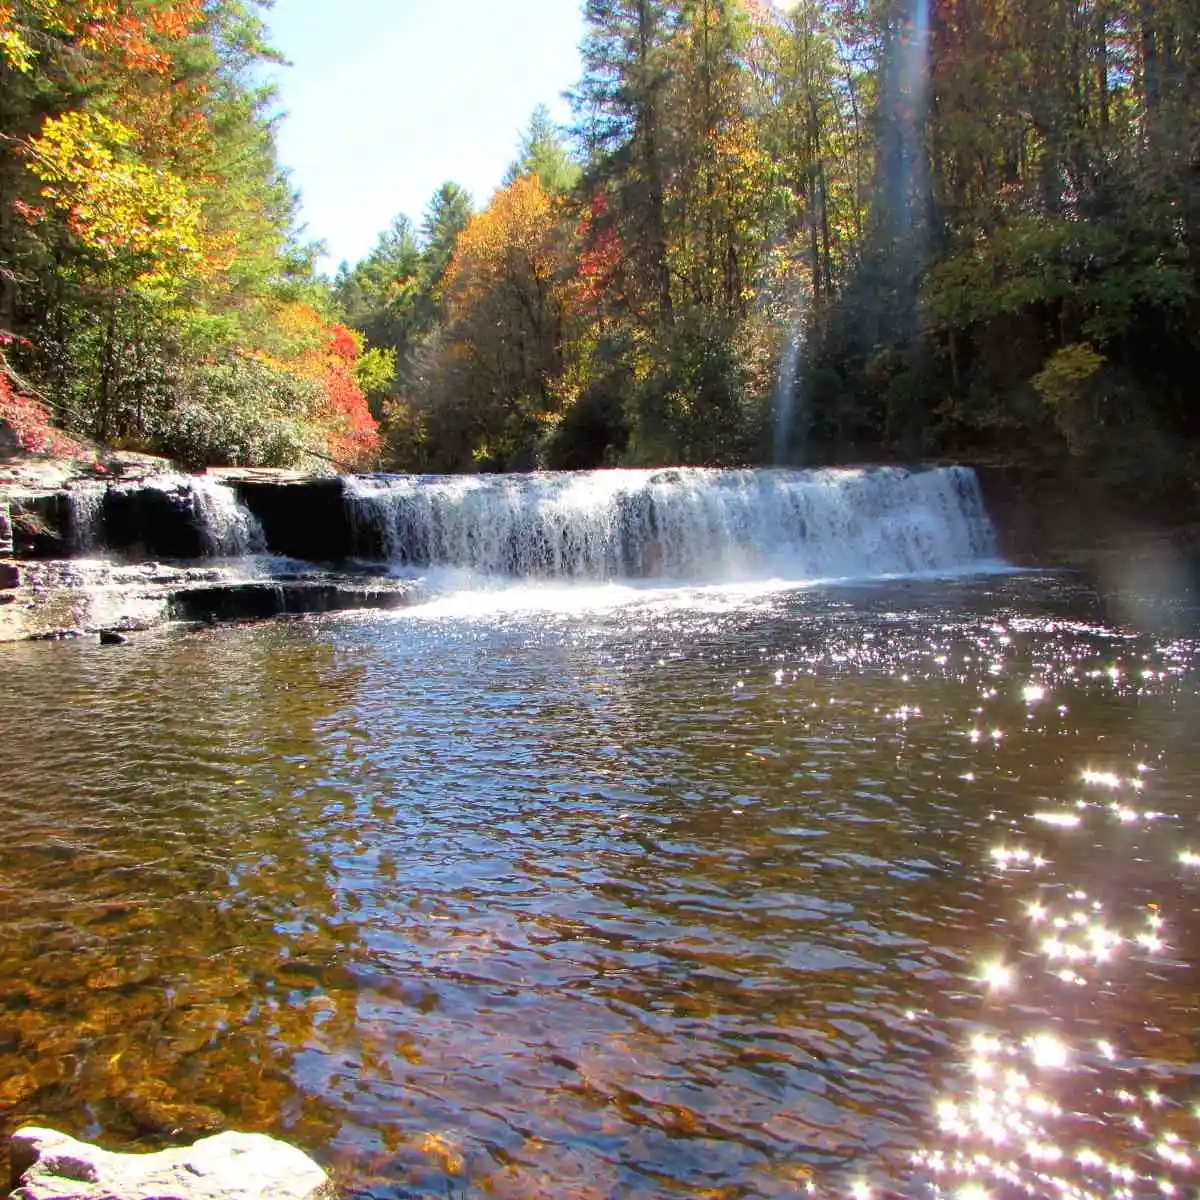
[
  {"left": 0, "top": 505, "right": 12, "bottom": 556},
  {"left": 168, "top": 581, "right": 411, "bottom": 624},
  {"left": 98, "top": 630, "right": 128, "bottom": 645},
  {"left": 101, "top": 484, "right": 207, "bottom": 559},
  {"left": 8, "top": 1126, "right": 336, "bottom": 1200},
  {"left": 9, "top": 495, "right": 69, "bottom": 559},
  {"left": 231, "top": 477, "right": 353, "bottom": 561},
  {"left": 0, "top": 562, "right": 19, "bottom": 590}
]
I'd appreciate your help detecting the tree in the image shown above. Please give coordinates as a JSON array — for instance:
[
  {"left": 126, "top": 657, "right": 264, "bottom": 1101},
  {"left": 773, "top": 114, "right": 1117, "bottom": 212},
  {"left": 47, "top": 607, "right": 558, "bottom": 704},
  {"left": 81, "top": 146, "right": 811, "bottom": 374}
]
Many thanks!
[
  {"left": 504, "top": 105, "right": 582, "bottom": 196},
  {"left": 421, "top": 175, "right": 571, "bottom": 470},
  {"left": 574, "top": 0, "right": 677, "bottom": 331}
]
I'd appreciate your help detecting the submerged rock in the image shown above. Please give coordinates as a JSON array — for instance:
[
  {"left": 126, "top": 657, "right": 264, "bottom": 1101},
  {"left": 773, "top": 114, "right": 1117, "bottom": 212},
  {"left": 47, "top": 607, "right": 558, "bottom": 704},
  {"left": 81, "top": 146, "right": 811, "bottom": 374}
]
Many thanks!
[{"left": 8, "top": 1126, "right": 336, "bottom": 1200}]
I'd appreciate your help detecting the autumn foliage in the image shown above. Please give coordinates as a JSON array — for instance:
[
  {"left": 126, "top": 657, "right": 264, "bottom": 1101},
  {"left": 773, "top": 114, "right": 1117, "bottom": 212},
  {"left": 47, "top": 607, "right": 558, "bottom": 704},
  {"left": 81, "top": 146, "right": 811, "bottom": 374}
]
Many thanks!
[
  {"left": 0, "top": 337, "right": 80, "bottom": 455},
  {"left": 0, "top": 0, "right": 384, "bottom": 469},
  {"left": 257, "top": 306, "right": 382, "bottom": 469},
  {"left": 574, "top": 193, "right": 623, "bottom": 313}
]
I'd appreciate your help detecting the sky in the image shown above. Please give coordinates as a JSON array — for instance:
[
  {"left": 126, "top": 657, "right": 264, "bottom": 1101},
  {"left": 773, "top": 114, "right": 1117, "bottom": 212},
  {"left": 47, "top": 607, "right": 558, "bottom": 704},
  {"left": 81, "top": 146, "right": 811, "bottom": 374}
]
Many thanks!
[{"left": 265, "top": 0, "right": 587, "bottom": 271}]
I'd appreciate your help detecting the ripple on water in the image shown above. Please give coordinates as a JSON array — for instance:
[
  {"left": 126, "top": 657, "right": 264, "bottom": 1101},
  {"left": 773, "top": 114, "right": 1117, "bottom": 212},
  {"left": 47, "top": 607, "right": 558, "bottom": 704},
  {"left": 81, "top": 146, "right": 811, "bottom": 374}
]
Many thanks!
[{"left": 0, "top": 574, "right": 1196, "bottom": 1198}]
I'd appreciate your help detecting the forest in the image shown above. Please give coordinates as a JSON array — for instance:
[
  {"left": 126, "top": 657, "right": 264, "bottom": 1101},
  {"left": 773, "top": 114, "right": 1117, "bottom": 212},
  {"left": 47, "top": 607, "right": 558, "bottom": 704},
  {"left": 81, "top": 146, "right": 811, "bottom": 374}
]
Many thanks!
[{"left": 0, "top": 0, "right": 1196, "bottom": 504}]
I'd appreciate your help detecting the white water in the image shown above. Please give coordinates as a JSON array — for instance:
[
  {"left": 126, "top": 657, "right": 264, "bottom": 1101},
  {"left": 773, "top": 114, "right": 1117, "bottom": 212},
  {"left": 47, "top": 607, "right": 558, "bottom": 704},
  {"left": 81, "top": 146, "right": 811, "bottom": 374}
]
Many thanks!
[
  {"left": 65, "top": 481, "right": 108, "bottom": 553},
  {"left": 190, "top": 478, "right": 265, "bottom": 557},
  {"left": 347, "top": 465, "right": 998, "bottom": 584},
  {"left": 65, "top": 476, "right": 265, "bottom": 558}
]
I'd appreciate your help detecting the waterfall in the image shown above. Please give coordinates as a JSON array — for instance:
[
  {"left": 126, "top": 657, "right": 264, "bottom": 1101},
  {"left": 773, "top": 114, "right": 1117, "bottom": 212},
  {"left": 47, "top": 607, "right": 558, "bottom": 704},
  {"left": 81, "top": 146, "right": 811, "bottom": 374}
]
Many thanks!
[
  {"left": 191, "top": 478, "right": 266, "bottom": 557},
  {"left": 346, "top": 465, "right": 997, "bottom": 583},
  {"left": 64, "top": 476, "right": 265, "bottom": 559},
  {"left": 65, "top": 481, "right": 108, "bottom": 553}
]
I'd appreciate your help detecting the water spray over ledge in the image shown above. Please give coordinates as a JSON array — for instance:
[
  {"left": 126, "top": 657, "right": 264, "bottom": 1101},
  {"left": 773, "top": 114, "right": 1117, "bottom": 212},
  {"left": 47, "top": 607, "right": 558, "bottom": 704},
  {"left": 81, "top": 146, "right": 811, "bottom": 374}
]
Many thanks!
[
  {"left": 345, "top": 465, "right": 998, "bottom": 582},
  {"left": 2, "top": 464, "right": 1002, "bottom": 640}
]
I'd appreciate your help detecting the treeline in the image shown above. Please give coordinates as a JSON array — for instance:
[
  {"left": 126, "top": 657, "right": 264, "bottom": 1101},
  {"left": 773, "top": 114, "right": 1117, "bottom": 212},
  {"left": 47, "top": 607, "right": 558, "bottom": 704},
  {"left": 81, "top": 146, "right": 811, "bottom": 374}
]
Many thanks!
[
  {"left": 339, "top": 0, "right": 1199, "bottom": 494},
  {"left": 0, "top": 0, "right": 380, "bottom": 467},
  {"left": 2, "top": 1, "right": 1197, "bottom": 497}
]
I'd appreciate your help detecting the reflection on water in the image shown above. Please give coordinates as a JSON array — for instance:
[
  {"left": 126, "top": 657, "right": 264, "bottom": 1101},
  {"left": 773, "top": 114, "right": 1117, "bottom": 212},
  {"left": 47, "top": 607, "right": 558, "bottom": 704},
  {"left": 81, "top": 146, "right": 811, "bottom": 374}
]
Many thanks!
[{"left": 0, "top": 574, "right": 1197, "bottom": 1198}]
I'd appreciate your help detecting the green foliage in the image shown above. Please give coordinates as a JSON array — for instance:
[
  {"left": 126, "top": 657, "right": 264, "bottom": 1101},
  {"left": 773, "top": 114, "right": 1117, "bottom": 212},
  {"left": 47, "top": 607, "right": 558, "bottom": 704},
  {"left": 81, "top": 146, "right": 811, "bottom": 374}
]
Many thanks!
[
  {"left": 152, "top": 359, "right": 319, "bottom": 469},
  {"left": 354, "top": 346, "right": 396, "bottom": 408},
  {"left": 504, "top": 105, "right": 582, "bottom": 196},
  {"left": 626, "top": 330, "right": 758, "bottom": 466}
]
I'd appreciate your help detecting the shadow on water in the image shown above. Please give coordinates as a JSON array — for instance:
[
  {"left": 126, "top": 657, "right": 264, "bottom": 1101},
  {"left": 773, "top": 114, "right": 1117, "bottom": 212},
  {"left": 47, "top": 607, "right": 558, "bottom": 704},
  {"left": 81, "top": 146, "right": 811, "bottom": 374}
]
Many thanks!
[{"left": 0, "top": 569, "right": 1198, "bottom": 1198}]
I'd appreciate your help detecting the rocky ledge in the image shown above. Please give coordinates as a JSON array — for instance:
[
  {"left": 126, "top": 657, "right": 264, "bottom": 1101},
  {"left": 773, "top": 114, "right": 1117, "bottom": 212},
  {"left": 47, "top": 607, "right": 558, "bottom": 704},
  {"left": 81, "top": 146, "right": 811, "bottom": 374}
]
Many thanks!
[
  {"left": 0, "top": 559, "right": 414, "bottom": 643},
  {"left": 0, "top": 452, "right": 413, "bottom": 641},
  {"left": 9, "top": 1126, "right": 335, "bottom": 1200}
]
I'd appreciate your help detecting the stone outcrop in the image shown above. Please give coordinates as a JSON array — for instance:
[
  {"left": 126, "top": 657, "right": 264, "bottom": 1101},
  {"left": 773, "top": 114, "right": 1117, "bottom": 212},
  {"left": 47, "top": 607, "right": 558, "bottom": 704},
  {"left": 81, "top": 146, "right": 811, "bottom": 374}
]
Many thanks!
[
  {"left": 0, "top": 460, "right": 421, "bottom": 639},
  {"left": 8, "top": 493, "right": 71, "bottom": 559},
  {"left": 229, "top": 477, "right": 356, "bottom": 562},
  {"left": 100, "top": 482, "right": 212, "bottom": 559},
  {"left": 167, "top": 579, "right": 412, "bottom": 623},
  {"left": 8, "top": 1126, "right": 336, "bottom": 1200},
  {"left": 0, "top": 559, "right": 414, "bottom": 642}
]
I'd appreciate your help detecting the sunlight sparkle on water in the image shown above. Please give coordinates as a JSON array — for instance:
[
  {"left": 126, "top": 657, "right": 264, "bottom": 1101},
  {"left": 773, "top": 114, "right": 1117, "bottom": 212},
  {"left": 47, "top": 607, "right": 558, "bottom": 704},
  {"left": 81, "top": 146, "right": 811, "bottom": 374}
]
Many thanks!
[
  {"left": 1033, "top": 811, "right": 1082, "bottom": 828},
  {"left": 979, "top": 960, "right": 1014, "bottom": 990},
  {"left": 989, "top": 845, "right": 1045, "bottom": 870},
  {"left": 1082, "top": 769, "right": 1123, "bottom": 789},
  {"left": 1027, "top": 1033, "right": 1069, "bottom": 1070}
]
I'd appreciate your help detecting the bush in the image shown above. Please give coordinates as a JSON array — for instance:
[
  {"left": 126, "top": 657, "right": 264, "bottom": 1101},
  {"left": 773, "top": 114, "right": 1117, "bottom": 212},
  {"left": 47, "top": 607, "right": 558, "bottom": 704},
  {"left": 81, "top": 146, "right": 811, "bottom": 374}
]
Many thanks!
[
  {"left": 625, "top": 331, "right": 756, "bottom": 466},
  {"left": 153, "top": 359, "right": 321, "bottom": 468}
]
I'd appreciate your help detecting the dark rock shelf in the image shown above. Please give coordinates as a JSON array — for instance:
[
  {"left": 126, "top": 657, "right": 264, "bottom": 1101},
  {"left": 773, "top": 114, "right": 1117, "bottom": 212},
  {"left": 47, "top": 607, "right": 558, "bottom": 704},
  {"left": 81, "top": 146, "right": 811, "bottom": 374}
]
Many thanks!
[
  {"left": 168, "top": 580, "right": 412, "bottom": 624},
  {"left": 0, "top": 461, "right": 416, "bottom": 641},
  {"left": 0, "top": 558, "right": 415, "bottom": 642}
]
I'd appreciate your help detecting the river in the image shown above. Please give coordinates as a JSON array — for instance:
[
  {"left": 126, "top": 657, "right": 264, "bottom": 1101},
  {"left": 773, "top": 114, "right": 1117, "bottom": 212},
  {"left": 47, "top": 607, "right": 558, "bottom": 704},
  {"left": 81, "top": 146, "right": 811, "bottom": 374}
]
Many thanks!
[{"left": 0, "top": 567, "right": 1198, "bottom": 1199}]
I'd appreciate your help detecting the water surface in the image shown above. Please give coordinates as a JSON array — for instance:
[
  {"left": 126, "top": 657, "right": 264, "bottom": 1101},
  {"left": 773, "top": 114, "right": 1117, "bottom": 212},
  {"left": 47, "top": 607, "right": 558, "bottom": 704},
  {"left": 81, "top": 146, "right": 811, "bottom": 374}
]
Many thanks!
[{"left": 1, "top": 573, "right": 1198, "bottom": 1199}]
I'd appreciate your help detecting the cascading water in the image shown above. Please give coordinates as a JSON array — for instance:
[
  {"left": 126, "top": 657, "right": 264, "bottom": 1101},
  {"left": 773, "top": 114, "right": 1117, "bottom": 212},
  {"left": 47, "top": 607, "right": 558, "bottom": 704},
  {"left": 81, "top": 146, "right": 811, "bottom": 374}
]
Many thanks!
[
  {"left": 63, "top": 476, "right": 265, "bottom": 558},
  {"left": 65, "top": 481, "right": 108, "bottom": 554},
  {"left": 190, "top": 478, "right": 266, "bottom": 557},
  {"left": 347, "top": 465, "right": 998, "bottom": 583}
]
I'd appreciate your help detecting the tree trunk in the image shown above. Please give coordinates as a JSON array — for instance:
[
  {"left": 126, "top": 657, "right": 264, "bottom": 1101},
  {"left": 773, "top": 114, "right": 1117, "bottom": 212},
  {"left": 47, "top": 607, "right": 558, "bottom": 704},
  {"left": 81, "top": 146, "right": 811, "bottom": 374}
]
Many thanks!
[
  {"left": 95, "top": 296, "right": 119, "bottom": 444},
  {"left": 638, "top": 0, "right": 673, "bottom": 330}
]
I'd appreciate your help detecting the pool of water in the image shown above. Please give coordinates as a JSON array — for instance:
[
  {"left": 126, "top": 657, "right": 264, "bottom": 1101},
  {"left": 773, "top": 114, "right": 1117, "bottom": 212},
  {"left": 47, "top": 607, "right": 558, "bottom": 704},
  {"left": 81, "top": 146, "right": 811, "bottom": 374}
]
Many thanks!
[{"left": 1, "top": 572, "right": 1198, "bottom": 1198}]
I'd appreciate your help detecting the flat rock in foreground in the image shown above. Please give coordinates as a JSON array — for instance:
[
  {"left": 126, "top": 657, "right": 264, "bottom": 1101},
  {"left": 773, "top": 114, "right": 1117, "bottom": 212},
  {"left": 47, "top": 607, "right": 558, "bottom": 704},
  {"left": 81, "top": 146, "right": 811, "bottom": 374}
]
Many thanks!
[{"left": 9, "top": 1126, "right": 336, "bottom": 1200}]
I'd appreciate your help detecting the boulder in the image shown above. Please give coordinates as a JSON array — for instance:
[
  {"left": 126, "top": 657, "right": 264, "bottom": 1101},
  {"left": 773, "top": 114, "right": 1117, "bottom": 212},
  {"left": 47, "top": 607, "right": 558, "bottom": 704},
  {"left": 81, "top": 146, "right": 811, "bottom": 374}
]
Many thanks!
[{"left": 8, "top": 1126, "right": 336, "bottom": 1200}]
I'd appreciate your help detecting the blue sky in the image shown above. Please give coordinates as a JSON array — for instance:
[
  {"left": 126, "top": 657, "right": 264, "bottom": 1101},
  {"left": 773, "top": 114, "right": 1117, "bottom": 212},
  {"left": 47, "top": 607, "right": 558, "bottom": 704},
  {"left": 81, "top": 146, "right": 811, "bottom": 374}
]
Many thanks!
[{"left": 265, "top": 0, "right": 587, "bottom": 270}]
